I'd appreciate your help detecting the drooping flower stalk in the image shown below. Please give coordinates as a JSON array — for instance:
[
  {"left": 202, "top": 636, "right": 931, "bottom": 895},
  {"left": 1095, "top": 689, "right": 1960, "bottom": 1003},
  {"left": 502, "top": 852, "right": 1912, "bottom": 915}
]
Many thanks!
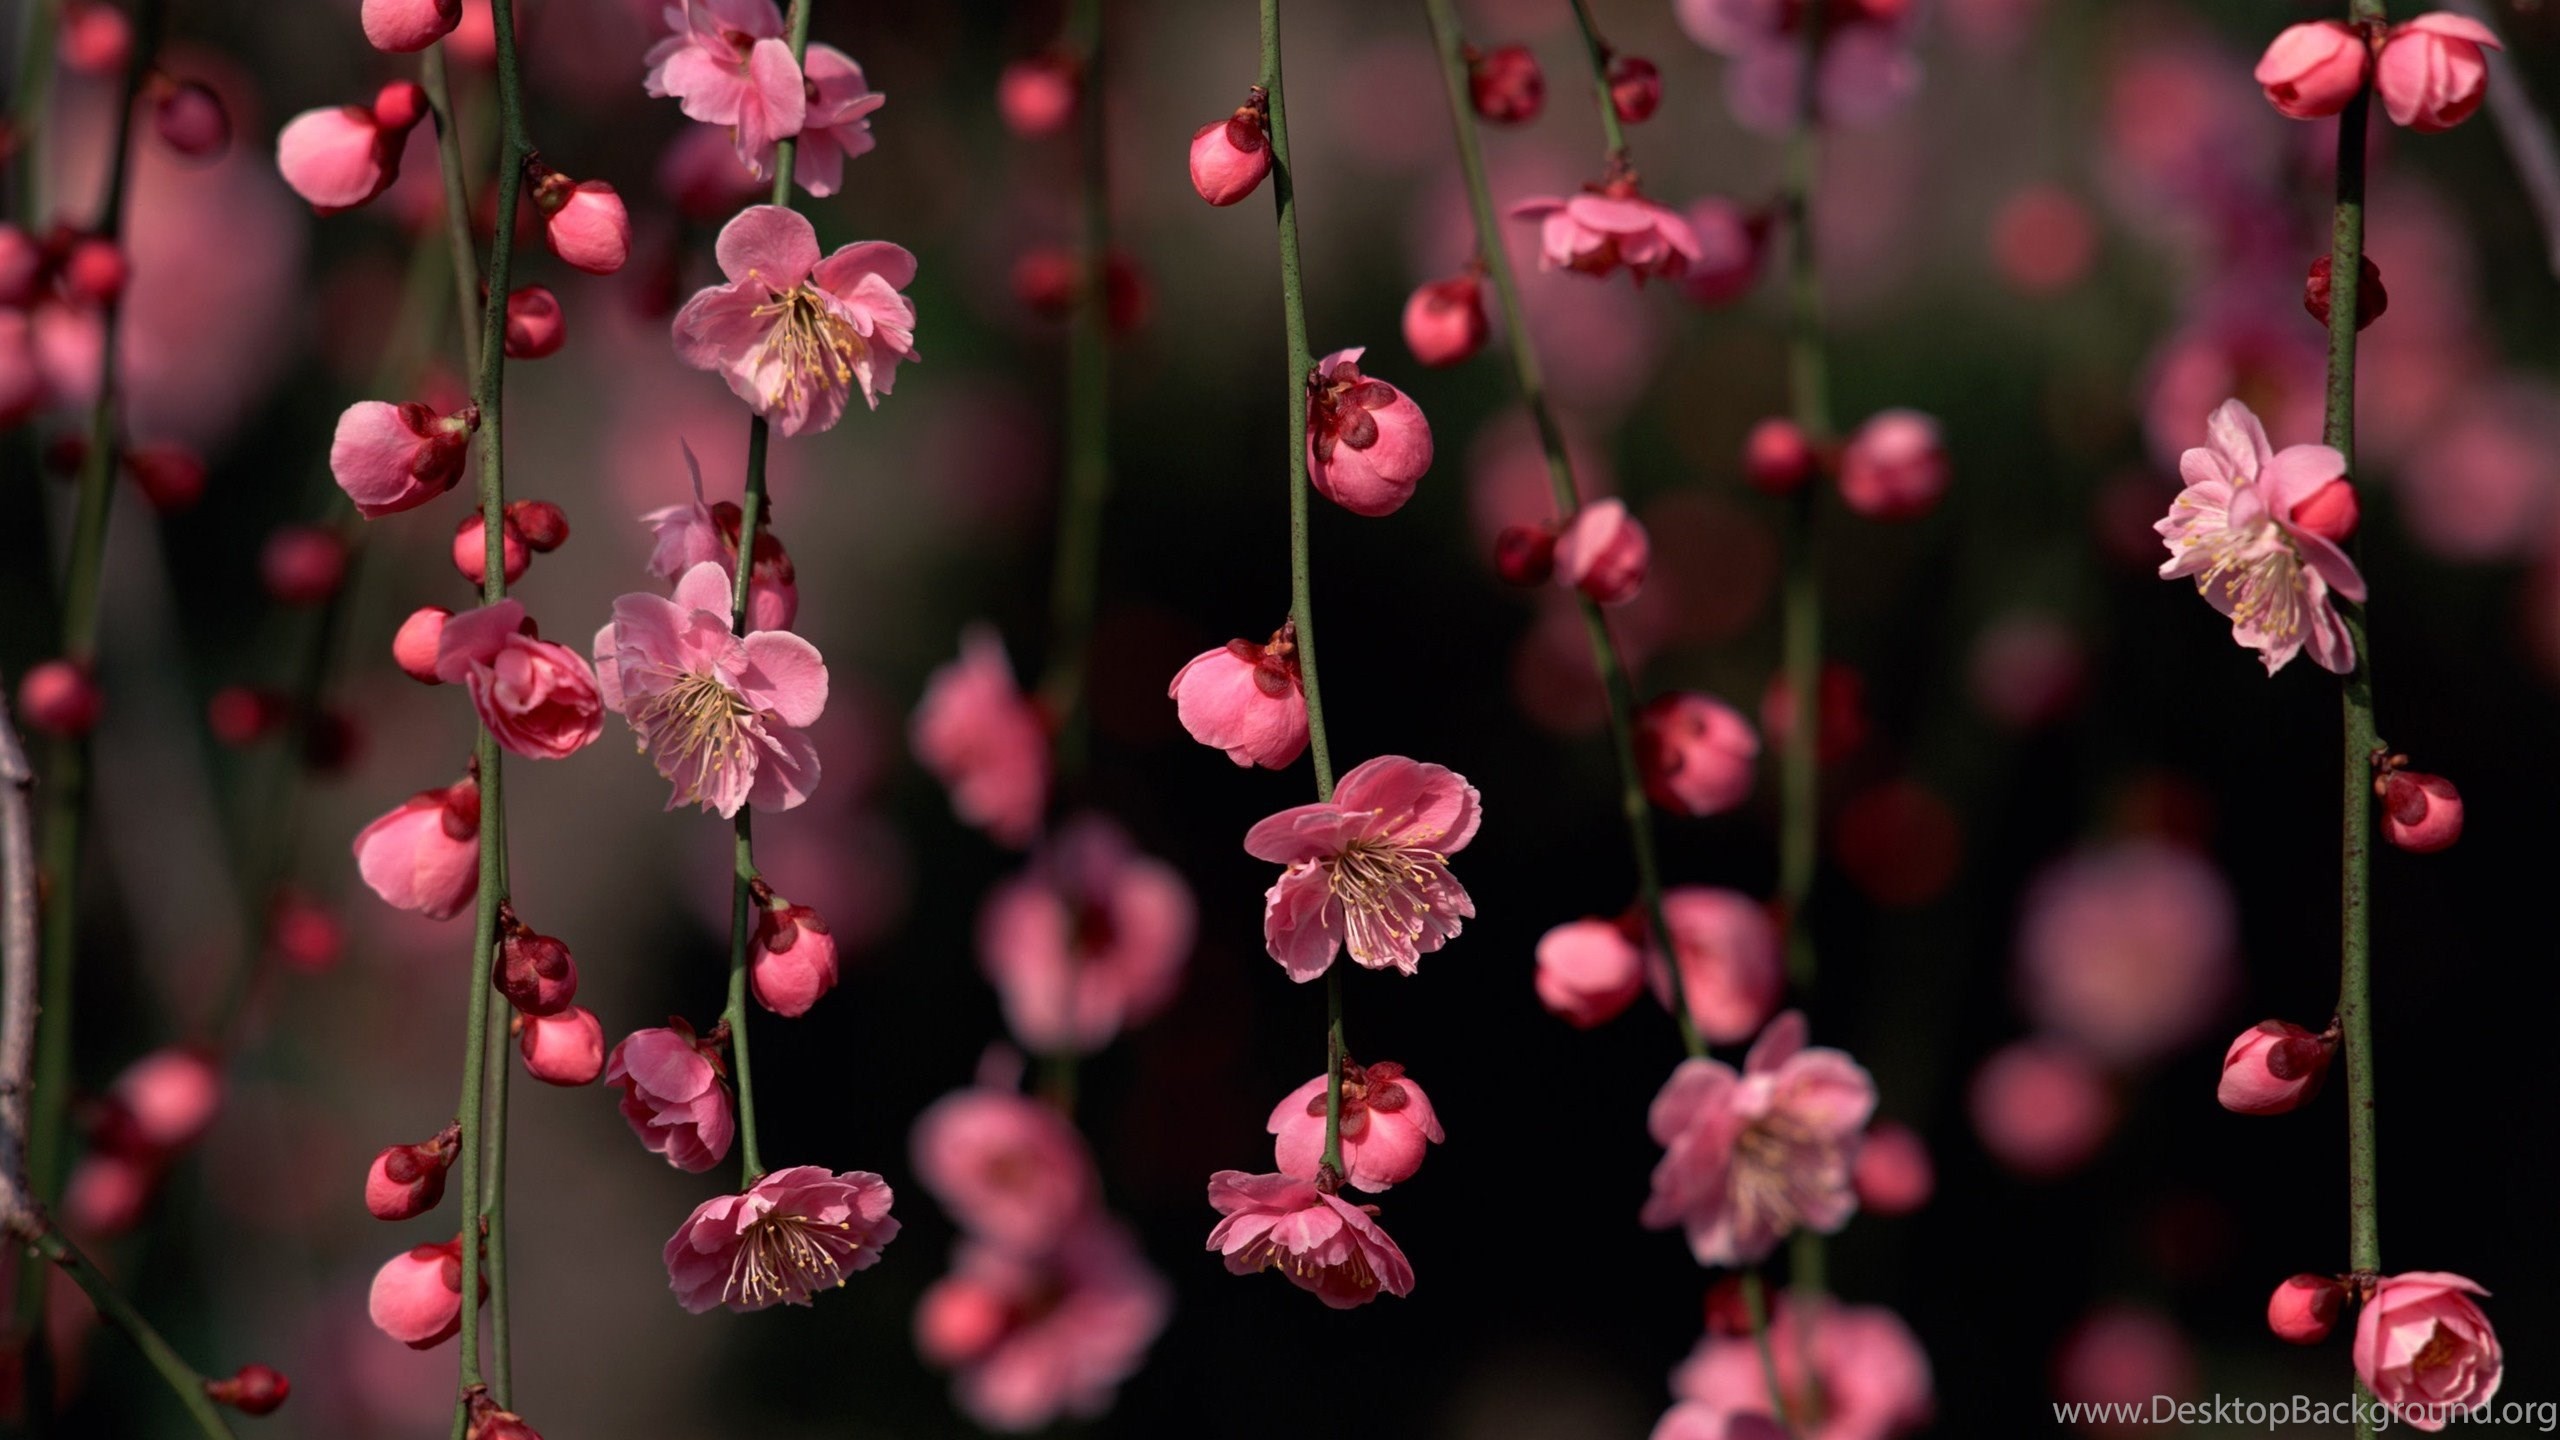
[
  {"left": 1422, "top": 0, "right": 1704, "bottom": 1060},
  {"left": 1565, "top": 0, "right": 1629, "bottom": 165},
  {"left": 718, "top": 0, "right": 819, "bottom": 1190},
  {"left": 8, "top": 4, "right": 60, "bottom": 225},
  {"left": 1776, "top": 2, "right": 1831, "bottom": 993}
]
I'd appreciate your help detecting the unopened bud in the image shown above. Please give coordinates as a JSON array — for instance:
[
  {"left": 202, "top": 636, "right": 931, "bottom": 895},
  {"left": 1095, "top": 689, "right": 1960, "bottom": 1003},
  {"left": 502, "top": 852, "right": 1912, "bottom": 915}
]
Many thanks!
[
  {"left": 150, "top": 78, "right": 231, "bottom": 159},
  {"left": 205, "top": 1362, "right": 291, "bottom": 1415},
  {"left": 2378, "top": 767, "right": 2462, "bottom": 853},
  {"left": 260, "top": 523, "right": 349, "bottom": 606},
  {"left": 1493, "top": 523, "right": 1557, "bottom": 586},
  {"left": 207, "top": 685, "right": 290, "bottom": 747},
  {"left": 393, "top": 606, "right": 451, "bottom": 684},
  {"left": 17, "top": 659, "right": 101, "bottom": 738},
  {"left": 2288, "top": 477, "right": 2360, "bottom": 543},
  {"left": 1743, "top": 417, "right": 1817, "bottom": 495},
  {"left": 2217, "top": 1019, "right": 2335, "bottom": 1115},
  {"left": 365, "top": 1125, "right": 459, "bottom": 1221},
  {"left": 60, "top": 236, "right": 127, "bottom": 304},
  {"left": 1607, "top": 55, "right": 1661, "bottom": 123},
  {"left": 452, "top": 513, "right": 531, "bottom": 587},
  {"left": 2304, "top": 253, "right": 2388, "bottom": 332},
  {"left": 494, "top": 913, "right": 579, "bottom": 1016},
  {"left": 2267, "top": 1273, "right": 2344, "bottom": 1345},
  {"left": 1468, "top": 44, "right": 1544, "bottom": 124},
  {"left": 502, "top": 285, "right": 565, "bottom": 359},
  {"left": 124, "top": 443, "right": 208, "bottom": 511},
  {"left": 504, "top": 499, "right": 569, "bottom": 551}
]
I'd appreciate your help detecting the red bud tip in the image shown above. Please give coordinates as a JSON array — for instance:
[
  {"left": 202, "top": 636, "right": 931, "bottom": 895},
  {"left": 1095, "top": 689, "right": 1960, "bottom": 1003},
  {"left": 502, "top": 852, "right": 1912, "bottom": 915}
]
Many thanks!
[
  {"left": 151, "top": 78, "right": 232, "bottom": 159},
  {"left": 504, "top": 499, "right": 570, "bottom": 551},
  {"left": 2303, "top": 253, "right": 2388, "bottom": 332},
  {"left": 1608, "top": 55, "right": 1662, "bottom": 124},
  {"left": 1469, "top": 44, "right": 1545, "bottom": 125},
  {"left": 205, "top": 1363, "right": 291, "bottom": 1415},
  {"left": 1743, "top": 417, "right": 1818, "bottom": 495},
  {"left": 1493, "top": 523, "right": 1558, "bottom": 586}
]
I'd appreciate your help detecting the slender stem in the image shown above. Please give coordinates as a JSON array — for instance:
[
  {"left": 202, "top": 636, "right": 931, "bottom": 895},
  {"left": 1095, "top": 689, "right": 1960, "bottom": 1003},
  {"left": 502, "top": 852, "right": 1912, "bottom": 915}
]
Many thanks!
[
  {"left": 1777, "top": 0, "right": 1829, "bottom": 993},
  {"left": 1738, "top": 1270, "right": 1796, "bottom": 1435},
  {"left": 1037, "top": 0, "right": 1112, "bottom": 779},
  {"left": 1565, "top": 0, "right": 1629, "bottom": 164},
  {"left": 16, "top": 1227, "right": 238, "bottom": 1439},
  {"left": 483, "top": 1027, "right": 512, "bottom": 1406},
  {"left": 421, "top": 47, "right": 485, "bottom": 364},
  {"left": 8, "top": 0, "right": 60, "bottom": 225},
  {"left": 1421, "top": 0, "right": 1700, "bottom": 1058},
  {"left": 717, "top": 0, "right": 813, "bottom": 1190}
]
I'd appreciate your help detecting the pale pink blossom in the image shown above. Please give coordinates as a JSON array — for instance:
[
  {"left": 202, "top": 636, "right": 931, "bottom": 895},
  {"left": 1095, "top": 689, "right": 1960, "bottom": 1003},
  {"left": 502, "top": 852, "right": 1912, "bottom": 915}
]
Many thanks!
[
  {"left": 1648, "top": 887, "right": 1784, "bottom": 1047},
  {"left": 672, "top": 204, "right": 919, "bottom": 435},
  {"left": 917, "top": 1218, "right": 1170, "bottom": 1433},
  {"left": 642, "top": 443, "right": 799, "bottom": 633},
  {"left": 1643, "top": 1011, "right": 1873, "bottom": 1265},
  {"left": 361, "top": 0, "right": 461, "bottom": 52},
  {"left": 1203, "top": 1170, "right": 1415, "bottom": 1309},
  {"left": 1244, "top": 755, "right": 1480, "bottom": 981},
  {"left": 605, "top": 1022, "right": 735, "bottom": 1173},
  {"left": 368, "top": 1239, "right": 468, "bottom": 1349},
  {"left": 1268, "top": 1061, "right": 1443, "bottom": 1192},
  {"left": 1168, "top": 625, "right": 1307, "bottom": 770},
  {"left": 431, "top": 600, "right": 604, "bottom": 762},
  {"left": 352, "top": 777, "right": 479, "bottom": 920},
  {"left": 913, "top": 1087, "right": 1095, "bottom": 1255},
  {"left": 787, "top": 46, "right": 887, "bottom": 196},
  {"left": 911, "top": 626, "right": 1050, "bottom": 848},
  {"left": 329, "top": 400, "right": 476, "bottom": 517},
  {"left": 1305, "top": 346, "right": 1433, "bottom": 516},
  {"left": 517, "top": 1006, "right": 605, "bottom": 1086},
  {"left": 1635, "top": 692, "right": 1758, "bottom": 816},
  {"left": 643, "top": 0, "right": 806, "bottom": 166},
  {"left": 750, "top": 895, "right": 838, "bottom": 1016},
  {"left": 1670, "top": 1295, "right": 1933, "bottom": 1440},
  {"left": 1508, "top": 187, "right": 1704, "bottom": 285},
  {"left": 664, "top": 1166, "right": 899, "bottom": 1312},
  {"left": 595, "top": 560, "right": 827, "bottom": 818},
  {"left": 2355, "top": 1273, "right": 2502, "bottom": 1429},
  {"left": 2157, "top": 397, "right": 2367, "bottom": 675},
  {"left": 2016, "top": 840, "right": 2236, "bottom": 1066},
  {"left": 976, "top": 816, "right": 1193, "bottom": 1055},
  {"left": 1969, "top": 1039, "right": 2115, "bottom": 1178},
  {"left": 1535, "top": 916, "right": 1646, "bottom": 1027},
  {"left": 2376, "top": 14, "right": 2502, "bottom": 134},
  {"left": 275, "top": 82, "right": 427, "bottom": 213}
]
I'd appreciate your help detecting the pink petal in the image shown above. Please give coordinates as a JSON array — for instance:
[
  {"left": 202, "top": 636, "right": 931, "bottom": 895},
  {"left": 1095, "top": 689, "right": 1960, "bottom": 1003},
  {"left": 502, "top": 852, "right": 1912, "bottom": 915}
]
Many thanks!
[
  {"left": 431, "top": 599, "right": 525, "bottom": 682},
  {"left": 740, "top": 629, "right": 828, "bottom": 727},
  {"left": 713, "top": 203, "right": 821, "bottom": 289}
]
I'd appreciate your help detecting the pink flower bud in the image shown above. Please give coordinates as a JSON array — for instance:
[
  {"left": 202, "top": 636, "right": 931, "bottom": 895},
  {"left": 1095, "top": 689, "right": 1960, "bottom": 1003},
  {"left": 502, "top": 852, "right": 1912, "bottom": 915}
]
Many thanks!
[
  {"left": 1269, "top": 1060, "right": 1442, "bottom": 1191},
  {"left": 111, "top": 1046, "right": 223, "bottom": 1153},
  {"left": 465, "top": 1390, "right": 543, "bottom": 1440},
  {"left": 57, "top": 2, "right": 130, "bottom": 76},
  {"left": 260, "top": 524, "right": 348, "bottom": 606},
  {"left": 1533, "top": 917, "right": 1645, "bottom": 1028},
  {"left": 1554, "top": 498, "right": 1650, "bottom": 604},
  {"left": 1493, "top": 523, "right": 1557, "bottom": 586},
  {"left": 1401, "top": 273, "right": 1487, "bottom": 368},
  {"left": 494, "top": 916, "right": 578, "bottom": 1016},
  {"left": 1011, "top": 247, "right": 1078, "bottom": 319},
  {"left": 207, "top": 686, "right": 287, "bottom": 747},
  {"left": 393, "top": 607, "right": 451, "bottom": 684},
  {"left": 60, "top": 236, "right": 126, "bottom": 305},
  {"left": 2288, "top": 477, "right": 2360, "bottom": 542},
  {"left": 1634, "top": 691, "right": 1759, "bottom": 816},
  {"left": 63, "top": 1151, "right": 155, "bottom": 1238},
  {"left": 503, "top": 498, "right": 569, "bottom": 551},
  {"left": 2216, "top": 1019, "right": 2335, "bottom": 1115},
  {"left": 204, "top": 1363, "right": 291, "bottom": 1416},
  {"left": 2380, "top": 768, "right": 2463, "bottom": 852},
  {"left": 2267, "top": 1274, "right": 2343, "bottom": 1345},
  {"left": 1170, "top": 628, "right": 1310, "bottom": 770},
  {"left": 1608, "top": 55, "right": 1661, "bottom": 123},
  {"left": 351, "top": 777, "right": 479, "bottom": 920},
  {"left": 124, "top": 443, "right": 207, "bottom": 511},
  {"left": 997, "top": 52, "right": 1078, "bottom": 138},
  {"left": 751, "top": 900, "right": 840, "bottom": 1017},
  {"left": 1307, "top": 347, "right": 1433, "bottom": 516},
  {"left": 917, "top": 1275, "right": 1010, "bottom": 1365},
  {"left": 0, "top": 224, "right": 44, "bottom": 307},
  {"left": 452, "top": 512, "right": 531, "bottom": 587},
  {"left": 501, "top": 285, "right": 565, "bottom": 359},
  {"left": 2376, "top": 14, "right": 2502, "bottom": 134},
  {"left": 1837, "top": 408, "right": 1949, "bottom": 521},
  {"left": 371, "top": 79, "right": 428, "bottom": 133},
  {"left": 2354, "top": 1272, "right": 2502, "bottom": 1415},
  {"left": 1852, "top": 1120, "right": 1934, "bottom": 1216},
  {"left": 1743, "top": 417, "right": 1817, "bottom": 494},
  {"left": 18, "top": 659, "right": 101, "bottom": 738},
  {"left": 331, "top": 399, "right": 476, "bottom": 517},
  {"left": 368, "top": 1239, "right": 468, "bottom": 1348},
  {"left": 276, "top": 83, "right": 427, "bottom": 214},
  {"left": 1188, "top": 104, "right": 1271, "bottom": 208},
  {"left": 1469, "top": 44, "right": 1544, "bottom": 124},
  {"left": 2253, "top": 20, "right": 2372, "bottom": 121},
  {"left": 365, "top": 1126, "right": 459, "bottom": 1221},
  {"left": 2304, "top": 254, "right": 2388, "bottom": 333},
  {"left": 531, "top": 169, "right": 629, "bottom": 276},
  {"left": 269, "top": 889, "right": 344, "bottom": 973},
  {"left": 605, "top": 1022, "right": 734, "bottom": 1170},
  {"left": 361, "top": 0, "right": 462, "bottom": 52},
  {"left": 150, "top": 80, "right": 231, "bottom": 160},
  {"left": 518, "top": 1006, "right": 605, "bottom": 1086}
]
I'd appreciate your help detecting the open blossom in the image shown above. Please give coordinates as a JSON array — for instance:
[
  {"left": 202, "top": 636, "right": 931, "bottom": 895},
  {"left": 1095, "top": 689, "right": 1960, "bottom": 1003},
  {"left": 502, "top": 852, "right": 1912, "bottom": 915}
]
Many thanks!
[
  {"left": 2355, "top": 1273, "right": 2502, "bottom": 1428},
  {"left": 275, "top": 81, "right": 427, "bottom": 213},
  {"left": 595, "top": 560, "right": 826, "bottom": 818},
  {"left": 2016, "top": 840, "right": 2235, "bottom": 1066},
  {"left": 432, "top": 600, "right": 604, "bottom": 761},
  {"left": 665, "top": 1166, "right": 899, "bottom": 1313},
  {"left": 1244, "top": 755, "right": 1480, "bottom": 981},
  {"left": 1670, "top": 1295, "right": 1934, "bottom": 1440},
  {"left": 352, "top": 776, "right": 479, "bottom": 920},
  {"left": 2376, "top": 15, "right": 2502, "bottom": 134},
  {"left": 913, "top": 1087, "right": 1096, "bottom": 1255},
  {"left": 643, "top": 0, "right": 805, "bottom": 167},
  {"left": 1168, "top": 623, "right": 1307, "bottom": 770},
  {"left": 1306, "top": 347, "right": 1433, "bottom": 516},
  {"left": 2157, "top": 398, "right": 2367, "bottom": 675},
  {"left": 911, "top": 626, "right": 1050, "bottom": 848},
  {"left": 329, "top": 400, "right": 476, "bottom": 517},
  {"left": 1649, "top": 887, "right": 1784, "bottom": 1046},
  {"left": 643, "top": 444, "right": 799, "bottom": 633},
  {"left": 787, "top": 46, "right": 887, "bottom": 196},
  {"left": 1643, "top": 1011, "right": 1875, "bottom": 1266},
  {"left": 1509, "top": 185, "right": 1704, "bottom": 285},
  {"left": 1268, "top": 1061, "right": 1443, "bottom": 1192},
  {"left": 606, "top": 1022, "right": 735, "bottom": 1174},
  {"left": 977, "top": 815, "right": 1194, "bottom": 1055},
  {"left": 672, "top": 205, "right": 918, "bottom": 435},
  {"left": 917, "top": 1218, "right": 1170, "bottom": 1433},
  {"left": 1203, "top": 1170, "right": 1414, "bottom": 1309}
]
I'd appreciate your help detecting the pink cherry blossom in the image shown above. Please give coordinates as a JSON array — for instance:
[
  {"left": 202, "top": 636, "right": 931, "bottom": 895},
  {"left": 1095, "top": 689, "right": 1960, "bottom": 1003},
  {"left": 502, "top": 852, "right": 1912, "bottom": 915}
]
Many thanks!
[
  {"left": 368, "top": 1240, "right": 468, "bottom": 1349},
  {"left": 1168, "top": 624, "right": 1307, "bottom": 770},
  {"left": 750, "top": 896, "right": 838, "bottom": 1016},
  {"left": 361, "top": 0, "right": 461, "bottom": 52},
  {"left": 1642, "top": 1011, "right": 1874, "bottom": 1266},
  {"left": 594, "top": 560, "right": 827, "bottom": 818},
  {"left": 642, "top": 443, "right": 799, "bottom": 633},
  {"left": 1244, "top": 755, "right": 1480, "bottom": 981},
  {"left": 1648, "top": 887, "right": 1784, "bottom": 1047},
  {"left": 274, "top": 82, "right": 427, "bottom": 213},
  {"left": 2053, "top": 1306, "right": 2199, "bottom": 1428},
  {"left": 916, "top": 1218, "right": 1170, "bottom": 1432},
  {"left": 517, "top": 1006, "right": 605, "bottom": 1086},
  {"left": 1968, "top": 1039, "right": 2115, "bottom": 1179},
  {"left": 786, "top": 46, "right": 887, "bottom": 196},
  {"left": 64, "top": 1151, "right": 154, "bottom": 1240},
  {"left": 1635, "top": 692, "right": 1759, "bottom": 816},
  {"left": 1508, "top": 186, "right": 1704, "bottom": 285},
  {"left": 1268, "top": 1061, "right": 1443, "bottom": 1192},
  {"left": 672, "top": 204, "right": 919, "bottom": 435},
  {"left": 643, "top": 0, "right": 806, "bottom": 166},
  {"left": 2381, "top": 767, "right": 2464, "bottom": 852},
  {"left": 1535, "top": 916, "right": 1646, "bottom": 1027},
  {"left": 1305, "top": 347, "right": 1433, "bottom": 516},
  {"left": 912, "top": 1087, "right": 1096, "bottom": 1255},
  {"left": 2015, "top": 840, "right": 2235, "bottom": 1066},
  {"left": 976, "top": 815, "right": 1193, "bottom": 1055},
  {"left": 352, "top": 777, "right": 479, "bottom": 920},
  {"left": 431, "top": 600, "right": 604, "bottom": 762},
  {"left": 2355, "top": 1273, "right": 2502, "bottom": 1429},
  {"left": 2157, "top": 397, "right": 2367, "bottom": 675},
  {"left": 665, "top": 1166, "right": 898, "bottom": 1313},
  {"left": 329, "top": 400, "right": 476, "bottom": 517},
  {"left": 605, "top": 1023, "right": 735, "bottom": 1173},
  {"left": 1203, "top": 1170, "right": 1415, "bottom": 1309},
  {"left": 2254, "top": 20, "right": 2371, "bottom": 121},
  {"left": 1670, "top": 1294, "right": 1934, "bottom": 1440},
  {"left": 911, "top": 625, "right": 1050, "bottom": 848},
  {"left": 2376, "top": 14, "right": 2502, "bottom": 134}
]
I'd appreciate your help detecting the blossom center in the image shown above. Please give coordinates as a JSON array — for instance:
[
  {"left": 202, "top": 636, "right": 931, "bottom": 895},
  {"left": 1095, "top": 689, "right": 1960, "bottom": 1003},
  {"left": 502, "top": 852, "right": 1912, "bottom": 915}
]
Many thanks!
[
  {"left": 1327, "top": 839, "right": 1445, "bottom": 967},
  {"left": 728, "top": 1212, "right": 860, "bottom": 1308},
  {"left": 2413, "top": 1321, "right": 2462, "bottom": 1374},
  {"left": 751, "top": 285, "right": 866, "bottom": 415},
  {"left": 632, "top": 669, "right": 755, "bottom": 807},
  {"left": 1731, "top": 1111, "right": 1840, "bottom": 1241}
]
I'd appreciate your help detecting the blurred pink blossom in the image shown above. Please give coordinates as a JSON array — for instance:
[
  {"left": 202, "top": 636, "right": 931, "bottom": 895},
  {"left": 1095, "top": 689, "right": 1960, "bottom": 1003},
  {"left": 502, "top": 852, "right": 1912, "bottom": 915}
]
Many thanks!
[
  {"left": 976, "top": 815, "right": 1192, "bottom": 1055},
  {"left": 1670, "top": 1294, "right": 1933, "bottom": 1440},
  {"left": 916, "top": 1218, "right": 1170, "bottom": 1432},
  {"left": 2016, "top": 840, "right": 2236, "bottom": 1066},
  {"left": 911, "top": 625, "right": 1051, "bottom": 848},
  {"left": 913, "top": 1087, "right": 1095, "bottom": 1255}
]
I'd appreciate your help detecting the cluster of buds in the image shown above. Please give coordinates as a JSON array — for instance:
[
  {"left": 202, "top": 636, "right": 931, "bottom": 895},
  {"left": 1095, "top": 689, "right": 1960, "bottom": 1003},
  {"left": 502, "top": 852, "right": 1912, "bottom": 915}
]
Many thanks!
[
  {"left": 453, "top": 498, "right": 571, "bottom": 586},
  {"left": 2255, "top": 13, "right": 2502, "bottom": 134},
  {"left": 496, "top": 905, "right": 604, "bottom": 1086},
  {"left": 1492, "top": 499, "right": 1651, "bottom": 607},
  {"left": 1737, "top": 411, "right": 1950, "bottom": 522}
]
